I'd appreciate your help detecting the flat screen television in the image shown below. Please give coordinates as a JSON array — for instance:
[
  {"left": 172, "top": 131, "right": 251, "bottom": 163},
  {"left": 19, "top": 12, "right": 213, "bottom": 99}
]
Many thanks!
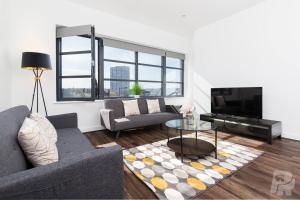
[{"left": 211, "top": 87, "right": 263, "bottom": 119}]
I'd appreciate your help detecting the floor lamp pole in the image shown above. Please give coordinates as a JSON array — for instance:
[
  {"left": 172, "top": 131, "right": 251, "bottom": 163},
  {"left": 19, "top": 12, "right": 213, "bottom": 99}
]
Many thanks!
[{"left": 30, "top": 69, "right": 48, "bottom": 116}]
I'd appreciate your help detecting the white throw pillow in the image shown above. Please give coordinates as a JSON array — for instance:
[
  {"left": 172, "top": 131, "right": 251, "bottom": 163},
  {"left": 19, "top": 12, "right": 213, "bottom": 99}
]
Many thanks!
[
  {"left": 147, "top": 99, "right": 161, "bottom": 114},
  {"left": 18, "top": 118, "right": 59, "bottom": 166},
  {"left": 30, "top": 113, "right": 57, "bottom": 144},
  {"left": 122, "top": 100, "right": 140, "bottom": 116}
]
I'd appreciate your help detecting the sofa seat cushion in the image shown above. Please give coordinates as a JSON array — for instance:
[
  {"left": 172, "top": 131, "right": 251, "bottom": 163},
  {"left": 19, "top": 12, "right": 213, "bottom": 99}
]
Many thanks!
[
  {"left": 114, "top": 112, "right": 180, "bottom": 131},
  {"left": 56, "top": 128, "right": 94, "bottom": 159}
]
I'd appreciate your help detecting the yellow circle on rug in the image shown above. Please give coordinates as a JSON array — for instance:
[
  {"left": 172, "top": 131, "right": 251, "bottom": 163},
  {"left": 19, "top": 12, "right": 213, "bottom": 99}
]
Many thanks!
[
  {"left": 125, "top": 154, "right": 137, "bottom": 162},
  {"left": 151, "top": 177, "right": 168, "bottom": 190},
  {"left": 218, "top": 151, "right": 231, "bottom": 157},
  {"left": 190, "top": 162, "right": 205, "bottom": 170},
  {"left": 134, "top": 171, "right": 144, "bottom": 180},
  {"left": 187, "top": 178, "right": 206, "bottom": 190},
  {"left": 143, "top": 157, "right": 155, "bottom": 165},
  {"left": 212, "top": 165, "right": 231, "bottom": 175}
]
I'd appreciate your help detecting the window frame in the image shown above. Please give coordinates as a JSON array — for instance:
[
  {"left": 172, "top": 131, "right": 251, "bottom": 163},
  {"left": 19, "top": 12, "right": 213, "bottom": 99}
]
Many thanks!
[
  {"left": 164, "top": 58, "right": 184, "bottom": 97},
  {"left": 56, "top": 35, "right": 184, "bottom": 101},
  {"left": 56, "top": 26, "right": 96, "bottom": 101}
]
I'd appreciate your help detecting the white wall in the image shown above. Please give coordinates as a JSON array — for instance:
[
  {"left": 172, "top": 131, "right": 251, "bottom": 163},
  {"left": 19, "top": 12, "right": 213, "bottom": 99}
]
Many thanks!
[
  {"left": 191, "top": 0, "right": 300, "bottom": 140},
  {"left": 4, "top": 0, "right": 190, "bottom": 132},
  {"left": 0, "top": 0, "right": 12, "bottom": 111}
]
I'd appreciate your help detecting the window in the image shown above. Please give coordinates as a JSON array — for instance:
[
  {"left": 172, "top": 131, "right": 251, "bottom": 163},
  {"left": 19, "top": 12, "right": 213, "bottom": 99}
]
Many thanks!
[
  {"left": 165, "top": 57, "right": 184, "bottom": 97},
  {"left": 103, "top": 46, "right": 135, "bottom": 98},
  {"left": 56, "top": 26, "right": 184, "bottom": 101},
  {"left": 138, "top": 52, "right": 163, "bottom": 96},
  {"left": 56, "top": 29, "right": 97, "bottom": 101}
]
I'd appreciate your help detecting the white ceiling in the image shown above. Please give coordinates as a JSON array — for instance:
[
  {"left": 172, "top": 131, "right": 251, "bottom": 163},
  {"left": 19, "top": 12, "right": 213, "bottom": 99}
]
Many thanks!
[{"left": 69, "top": 0, "right": 264, "bottom": 37}]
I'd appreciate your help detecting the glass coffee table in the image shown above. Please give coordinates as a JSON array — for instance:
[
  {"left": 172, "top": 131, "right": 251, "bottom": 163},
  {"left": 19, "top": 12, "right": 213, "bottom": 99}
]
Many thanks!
[{"left": 165, "top": 118, "right": 218, "bottom": 162}]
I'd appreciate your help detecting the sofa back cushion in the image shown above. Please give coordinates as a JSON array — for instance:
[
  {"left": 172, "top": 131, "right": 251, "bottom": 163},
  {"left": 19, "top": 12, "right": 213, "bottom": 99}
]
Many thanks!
[
  {"left": 0, "top": 106, "right": 30, "bottom": 177},
  {"left": 104, "top": 98, "right": 166, "bottom": 117},
  {"left": 145, "top": 98, "right": 166, "bottom": 112},
  {"left": 137, "top": 98, "right": 166, "bottom": 113}
]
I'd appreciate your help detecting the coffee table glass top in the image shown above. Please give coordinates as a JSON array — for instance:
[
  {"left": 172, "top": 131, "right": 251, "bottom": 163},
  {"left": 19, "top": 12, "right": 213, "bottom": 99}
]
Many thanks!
[{"left": 165, "top": 118, "right": 216, "bottom": 131}]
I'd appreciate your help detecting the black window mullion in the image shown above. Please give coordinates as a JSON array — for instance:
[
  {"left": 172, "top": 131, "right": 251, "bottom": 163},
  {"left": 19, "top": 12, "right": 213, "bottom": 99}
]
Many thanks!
[
  {"left": 56, "top": 38, "right": 62, "bottom": 101},
  {"left": 104, "top": 58, "right": 135, "bottom": 65},
  {"left": 138, "top": 63, "right": 163, "bottom": 68},
  {"left": 181, "top": 59, "right": 185, "bottom": 96},
  {"left": 60, "top": 75, "right": 91, "bottom": 78},
  {"left": 99, "top": 38, "right": 104, "bottom": 99},
  {"left": 162, "top": 56, "right": 166, "bottom": 97},
  {"left": 91, "top": 26, "right": 95, "bottom": 100},
  {"left": 135, "top": 52, "right": 138, "bottom": 82},
  {"left": 60, "top": 50, "right": 92, "bottom": 55}
]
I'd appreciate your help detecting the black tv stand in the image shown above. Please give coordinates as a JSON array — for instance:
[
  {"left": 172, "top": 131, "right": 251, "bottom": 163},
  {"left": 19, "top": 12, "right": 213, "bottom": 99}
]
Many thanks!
[{"left": 200, "top": 113, "right": 282, "bottom": 144}]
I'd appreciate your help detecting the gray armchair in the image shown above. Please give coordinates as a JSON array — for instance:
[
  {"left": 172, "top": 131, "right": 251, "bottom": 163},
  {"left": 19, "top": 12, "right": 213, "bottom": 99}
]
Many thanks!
[{"left": 0, "top": 106, "right": 124, "bottom": 199}]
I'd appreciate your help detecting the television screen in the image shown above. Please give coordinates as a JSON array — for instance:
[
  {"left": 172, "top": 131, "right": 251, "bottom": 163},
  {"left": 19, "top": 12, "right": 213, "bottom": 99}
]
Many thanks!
[{"left": 211, "top": 87, "right": 263, "bottom": 119}]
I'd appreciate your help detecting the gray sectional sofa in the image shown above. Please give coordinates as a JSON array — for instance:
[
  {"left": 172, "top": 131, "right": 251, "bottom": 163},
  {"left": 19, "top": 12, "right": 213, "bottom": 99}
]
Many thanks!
[
  {"left": 0, "top": 106, "right": 124, "bottom": 199},
  {"left": 101, "top": 98, "right": 181, "bottom": 138}
]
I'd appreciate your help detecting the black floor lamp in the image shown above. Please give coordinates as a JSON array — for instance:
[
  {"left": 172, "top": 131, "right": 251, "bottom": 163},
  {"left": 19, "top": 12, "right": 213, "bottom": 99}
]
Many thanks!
[{"left": 21, "top": 52, "right": 52, "bottom": 116}]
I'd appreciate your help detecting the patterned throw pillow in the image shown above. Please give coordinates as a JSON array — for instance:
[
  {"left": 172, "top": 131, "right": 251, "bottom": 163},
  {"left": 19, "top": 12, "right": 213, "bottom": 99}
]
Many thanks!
[
  {"left": 122, "top": 100, "right": 141, "bottom": 116},
  {"left": 147, "top": 99, "right": 161, "bottom": 114},
  {"left": 18, "top": 118, "right": 58, "bottom": 166},
  {"left": 30, "top": 113, "right": 57, "bottom": 144}
]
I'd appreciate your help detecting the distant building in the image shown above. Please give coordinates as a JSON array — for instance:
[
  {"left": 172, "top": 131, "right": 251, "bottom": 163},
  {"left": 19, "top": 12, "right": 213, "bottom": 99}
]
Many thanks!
[{"left": 110, "top": 66, "right": 130, "bottom": 96}]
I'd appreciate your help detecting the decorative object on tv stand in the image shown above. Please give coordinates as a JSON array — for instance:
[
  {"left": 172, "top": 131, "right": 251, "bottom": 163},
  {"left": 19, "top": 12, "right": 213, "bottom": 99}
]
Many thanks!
[
  {"left": 130, "top": 82, "right": 143, "bottom": 98},
  {"left": 21, "top": 52, "right": 52, "bottom": 116}
]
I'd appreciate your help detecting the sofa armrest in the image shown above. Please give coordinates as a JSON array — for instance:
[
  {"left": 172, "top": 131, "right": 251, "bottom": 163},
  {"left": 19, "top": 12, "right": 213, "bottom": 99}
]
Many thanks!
[
  {"left": 47, "top": 113, "right": 78, "bottom": 129},
  {"left": 0, "top": 145, "right": 124, "bottom": 199},
  {"left": 166, "top": 105, "right": 181, "bottom": 114},
  {"left": 100, "top": 109, "right": 115, "bottom": 131}
]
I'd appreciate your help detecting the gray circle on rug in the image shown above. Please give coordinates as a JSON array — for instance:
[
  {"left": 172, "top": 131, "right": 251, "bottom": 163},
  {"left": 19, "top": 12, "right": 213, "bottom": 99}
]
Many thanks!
[
  {"left": 196, "top": 172, "right": 215, "bottom": 185},
  {"left": 181, "top": 165, "right": 199, "bottom": 177},
  {"left": 220, "top": 162, "right": 237, "bottom": 171},
  {"left": 173, "top": 168, "right": 188, "bottom": 179},
  {"left": 176, "top": 182, "right": 196, "bottom": 197},
  {"left": 162, "top": 173, "right": 179, "bottom": 184},
  {"left": 132, "top": 161, "right": 145, "bottom": 169},
  {"left": 164, "top": 188, "right": 185, "bottom": 200},
  {"left": 197, "top": 159, "right": 213, "bottom": 166},
  {"left": 230, "top": 155, "right": 248, "bottom": 164},
  {"left": 205, "top": 156, "right": 219, "bottom": 163},
  {"left": 152, "top": 165, "right": 166, "bottom": 175},
  {"left": 152, "top": 148, "right": 162, "bottom": 154},
  {"left": 152, "top": 155, "right": 164, "bottom": 163},
  {"left": 145, "top": 144, "right": 154, "bottom": 149},
  {"left": 129, "top": 148, "right": 139, "bottom": 154},
  {"left": 141, "top": 168, "right": 155, "bottom": 178},
  {"left": 135, "top": 152, "right": 146, "bottom": 159},
  {"left": 144, "top": 150, "right": 154, "bottom": 157},
  {"left": 160, "top": 152, "right": 172, "bottom": 160},
  {"left": 162, "top": 162, "right": 175, "bottom": 170}
]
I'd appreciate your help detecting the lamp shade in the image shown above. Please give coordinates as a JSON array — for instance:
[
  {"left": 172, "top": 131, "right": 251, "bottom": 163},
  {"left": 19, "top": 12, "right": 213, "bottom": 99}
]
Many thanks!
[{"left": 21, "top": 52, "right": 52, "bottom": 70}]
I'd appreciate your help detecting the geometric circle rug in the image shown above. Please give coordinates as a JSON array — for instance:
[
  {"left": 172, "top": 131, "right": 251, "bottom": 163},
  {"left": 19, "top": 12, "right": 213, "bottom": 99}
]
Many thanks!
[{"left": 123, "top": 132, "right": 263, "bottom": 200}]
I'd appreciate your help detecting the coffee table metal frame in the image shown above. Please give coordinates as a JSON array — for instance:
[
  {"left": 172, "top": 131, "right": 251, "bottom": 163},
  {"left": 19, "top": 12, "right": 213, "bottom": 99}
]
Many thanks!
[{"left": 165, "top": 119, "right": 218, "bottom": 162}]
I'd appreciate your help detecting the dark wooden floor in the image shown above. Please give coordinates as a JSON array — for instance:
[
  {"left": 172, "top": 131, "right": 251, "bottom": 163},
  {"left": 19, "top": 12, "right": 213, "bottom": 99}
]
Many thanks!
[{"left": 85, "top": 126, "right": 300, "bottom": 199}]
